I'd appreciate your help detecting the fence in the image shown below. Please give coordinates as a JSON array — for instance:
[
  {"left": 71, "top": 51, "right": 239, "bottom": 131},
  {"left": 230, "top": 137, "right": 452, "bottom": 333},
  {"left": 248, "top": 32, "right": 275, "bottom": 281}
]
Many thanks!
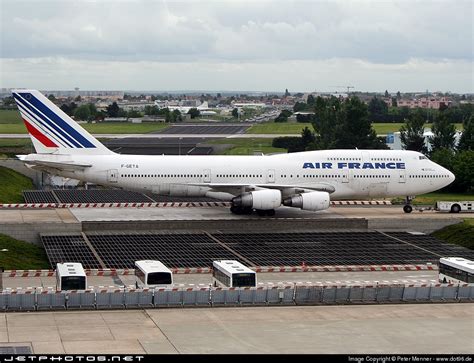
[{"left": 0, "top": 283, "right": 471, "bottom": 311}]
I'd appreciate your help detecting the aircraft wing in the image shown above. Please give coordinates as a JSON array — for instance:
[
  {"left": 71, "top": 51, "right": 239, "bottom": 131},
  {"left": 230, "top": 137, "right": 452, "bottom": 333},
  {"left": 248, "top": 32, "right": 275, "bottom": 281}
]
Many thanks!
[{"left": 187, "top": 182, "right": 335, "bottom": 194}]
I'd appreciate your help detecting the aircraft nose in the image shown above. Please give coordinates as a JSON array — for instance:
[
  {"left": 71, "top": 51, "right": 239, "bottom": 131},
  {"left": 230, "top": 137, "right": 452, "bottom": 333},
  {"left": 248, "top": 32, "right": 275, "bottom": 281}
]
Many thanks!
[
  {"left": 448, "top": 170, "right": 455, "bottom": 183},
  {"left": 443, "top": 168, "right": 455, "bottom": 186}
]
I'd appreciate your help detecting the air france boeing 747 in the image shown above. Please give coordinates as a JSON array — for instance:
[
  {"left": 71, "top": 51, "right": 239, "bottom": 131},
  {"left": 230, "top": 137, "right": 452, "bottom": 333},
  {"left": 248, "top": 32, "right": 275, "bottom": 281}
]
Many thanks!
[{"left": 12, "top": 90, "right": 455, "bottom": 215}]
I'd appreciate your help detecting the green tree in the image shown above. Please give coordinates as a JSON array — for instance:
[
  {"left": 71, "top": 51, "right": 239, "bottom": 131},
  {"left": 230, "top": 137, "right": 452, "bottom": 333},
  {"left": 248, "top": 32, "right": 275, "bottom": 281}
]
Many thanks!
[
  {"left": 307, "top": 94, "right": 316, "bottom": 106},
  {"left": 430, "top": 148, "right": 454, "bottom": 170},
  {"left": 399, "top": 109, "right": 428, "bottom": 154},
  {"left": 47, "top": 94, "right": 56, "bottom": 102},
  {"left": 106, "top": 102, "right": 120, "bottom": 117},
  {"left": 232, "top": 108, "right": 239, "bottom": 118},
  {"left": 301, "top": 126, "right": 315, "bottom": 148},
  {"left": 451, "top": 151, "right": 474, "bottom": 192},
  {"left": 187, "top": 108, "right": 200, "bottom": 119},
  {"left": 284, "top": 88, "right": 290, "bottom": 97},
  {"left": 396, "top": 91, "right": 401, "bottom": 99},
  {"left": 458, "top": 116, "right": 473, "bottom": 151},
  {"left": 311, "top": 96, "right": 386, "bottom": 150},
  {"left": 60, "top": 102, "right": 77, "bottom": 116},
  {"left": 293, "top": 102, "right": 307, "bottom": 112},
  {"left": 367, "top": 96, "right": 388, "bottom": 122},
  {"left": 337, "top": 97, "right": 387, "bottom": 149},
  {"left": 73, "top": 104, "right": 91, "bottom": 121},
  {"left": 430, "top": 112, "right": 456, "bottom": 152},
  {"left": 127, "top": 110, "right": 142, "bottom": 118},
  {"left": 272, "top": 137, "right": 304, "bottom": 153},
  {"left": 311, "top": 96, "right": 342, "bottom": 149},
  {"left": 384, "top": 90, "right": 389, "bottom": 98},
  {"left": 275, "top": 110, "right": 292, "bottom": 123},
  {"left": 144, "top": 105, "right": 160, "bottom": 115}
]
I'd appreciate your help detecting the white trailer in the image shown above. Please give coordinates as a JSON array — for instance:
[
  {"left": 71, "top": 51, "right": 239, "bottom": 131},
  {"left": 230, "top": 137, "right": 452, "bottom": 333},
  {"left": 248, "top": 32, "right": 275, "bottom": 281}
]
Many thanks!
[{"left": 435, "top": 201, "right": 473, "bottom": 213}]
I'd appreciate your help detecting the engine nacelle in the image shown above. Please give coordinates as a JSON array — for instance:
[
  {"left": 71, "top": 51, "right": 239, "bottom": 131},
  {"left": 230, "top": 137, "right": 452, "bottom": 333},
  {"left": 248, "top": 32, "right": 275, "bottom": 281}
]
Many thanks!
[
  {"left": 232, "top": 189, "right": 282, "bottom": 210},
  {"left": 283, "top": 191, "right": 330, "bottom": 211}
]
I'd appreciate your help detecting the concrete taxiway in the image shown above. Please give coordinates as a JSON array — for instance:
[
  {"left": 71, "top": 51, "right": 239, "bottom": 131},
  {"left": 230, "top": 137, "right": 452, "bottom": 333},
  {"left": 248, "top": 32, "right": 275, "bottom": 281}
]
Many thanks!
[{"left": 0, "top": 304, "right": 471, "bottom": 354}]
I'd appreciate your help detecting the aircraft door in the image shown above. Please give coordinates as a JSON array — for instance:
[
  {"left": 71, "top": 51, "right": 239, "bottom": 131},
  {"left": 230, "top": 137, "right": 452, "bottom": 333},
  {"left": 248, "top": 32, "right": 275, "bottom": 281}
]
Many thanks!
[
  {"left": 107, "top": 169, "right": 118, "bottom": 183},
  {"left": 342, "top": 169, "right": 349, "bottom": 183},
  {"left": 398, "top": 170, "right": 406, "bottom": 183},
  {"left": 203, "top": 169, "right": 211, "bottom": 183},
  {"left": 267, "top": 169, "right": 275, "bottom": 183}
]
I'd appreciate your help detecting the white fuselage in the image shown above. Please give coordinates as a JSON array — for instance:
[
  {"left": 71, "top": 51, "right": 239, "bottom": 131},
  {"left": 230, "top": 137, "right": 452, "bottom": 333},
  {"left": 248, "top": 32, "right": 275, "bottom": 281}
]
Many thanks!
[{"left": 28, "top": 149, "right": 454, "bottom": 201}]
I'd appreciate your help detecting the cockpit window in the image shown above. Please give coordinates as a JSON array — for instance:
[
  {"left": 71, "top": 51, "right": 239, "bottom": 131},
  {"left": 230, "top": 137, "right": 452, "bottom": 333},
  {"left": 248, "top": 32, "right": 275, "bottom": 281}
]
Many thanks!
[{"left": 419, "top": 155, "right": 428, "bottom": 160}]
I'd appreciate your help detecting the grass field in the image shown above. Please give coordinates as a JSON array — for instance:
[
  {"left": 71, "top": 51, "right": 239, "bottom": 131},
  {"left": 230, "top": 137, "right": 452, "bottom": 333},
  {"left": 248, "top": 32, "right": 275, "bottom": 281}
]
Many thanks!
[
  {"left": 246, "top": 122, "right": 464, "bottom": 135},
  {"left": 0, "top": 110, "right": 22, "bottom": 124},
  {"left": 432, "top": 219, "right": 474, "bottom": 250},
  {"left": 246, "top": 123, "right": 312, "bottom": 134},
  {"left": 0, "top": 234, "right": 50, "bottom": 269},
  {"left": 0, "top": 166, "right": 33, "bottom": 203},
  {"left": 208, "top": 138, "right": 286, "bottom": 155}
]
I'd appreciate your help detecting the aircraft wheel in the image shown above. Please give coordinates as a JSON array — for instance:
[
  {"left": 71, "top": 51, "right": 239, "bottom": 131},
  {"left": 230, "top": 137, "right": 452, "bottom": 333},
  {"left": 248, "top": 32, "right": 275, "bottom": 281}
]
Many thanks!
[
  {"left": 266, "top": 209, "right": 275, "bottom": 216},
  {"left": 243, "top": 207, "right": 253, "bottom": 215},
  {"left": 230, "top": 206, "right": 243, "bottom": 215},
  {"left": 256, "top": 209, "right": 267, "bottom": 216},
  {"left": 450, "top": 204, "right": 461, "bottom": 213},
  {"left": 403, "top": 205, "right": 413, "bottom": 213}
]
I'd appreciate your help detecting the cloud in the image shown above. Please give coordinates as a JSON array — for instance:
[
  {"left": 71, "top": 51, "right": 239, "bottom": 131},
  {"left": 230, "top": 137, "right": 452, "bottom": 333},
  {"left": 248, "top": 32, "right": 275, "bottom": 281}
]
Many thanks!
[
  {"left": 1, "top": 0, "right": 472, "bottom": 62},
  {"left": 1, "top": 0, "right": 472, "bottom": 91},
  {"left": 2, "top": 56, "right": 472, "bottom": 93}
]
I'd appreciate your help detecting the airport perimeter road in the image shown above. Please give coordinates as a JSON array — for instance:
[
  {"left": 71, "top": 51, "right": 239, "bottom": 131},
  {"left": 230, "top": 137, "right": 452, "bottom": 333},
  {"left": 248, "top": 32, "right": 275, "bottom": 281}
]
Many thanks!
[
  {"left": 2, "top": 270, "right": 440, "bottom": 289},
  {"left": 0, "top": 304, "right": 472, "bottom": 354}
]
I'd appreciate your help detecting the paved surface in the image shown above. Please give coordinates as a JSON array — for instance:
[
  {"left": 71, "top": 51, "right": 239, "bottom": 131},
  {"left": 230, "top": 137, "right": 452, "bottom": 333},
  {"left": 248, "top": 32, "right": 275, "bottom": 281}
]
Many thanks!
[
  {"left": 69, "top": 205, "right": 471, "bottom": 222},
  {"left": 0, "top": 133, "right": 299, "bottom": 139},
  {"left": 2, "top": 270, "right": 440, "bottom": 290},
  {"left": 0, "top": 304, "right": 471, "bottom": 354},
  {"left": 0, "top": 206, "right": 470, "bottom": 223},
  {"left": 0, "top": 209, "right": 78, "bottom": 224},
  {"left": 155, "top": 125, "right": 249, "bottom": 135}
]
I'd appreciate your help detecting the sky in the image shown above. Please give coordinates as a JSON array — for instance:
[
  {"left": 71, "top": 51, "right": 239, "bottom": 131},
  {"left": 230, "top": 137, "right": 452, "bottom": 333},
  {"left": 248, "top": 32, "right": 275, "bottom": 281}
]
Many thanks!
[{"left": 0, "top": 0, "right": 473, "bottom": 93}]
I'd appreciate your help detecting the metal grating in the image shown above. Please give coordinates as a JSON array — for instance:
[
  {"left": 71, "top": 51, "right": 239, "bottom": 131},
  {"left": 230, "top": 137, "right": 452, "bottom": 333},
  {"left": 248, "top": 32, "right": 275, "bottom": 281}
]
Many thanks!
[
  {"left": 214, "top": 232, "right": 474, "bottom": 266},
  {"left": 0, "top": 346, "right": 32, "bottom": 354},
  {"left": 88, "top": 233, "right": 239, "bottom": 269},
  {"left": 42, "top": 232, "right": 474, "bottom": 270},
  {"left": 41, "top": 235, "right": 102, "bottom": 269},
  {"left": 53, "top": 189, "right": 152, "bottom": 203},
  {"left": 386, "top": 232, "right": 474, "bottom": 260},
  {"left": 23, "top": 190, "right": 57, "bottom": 203}
]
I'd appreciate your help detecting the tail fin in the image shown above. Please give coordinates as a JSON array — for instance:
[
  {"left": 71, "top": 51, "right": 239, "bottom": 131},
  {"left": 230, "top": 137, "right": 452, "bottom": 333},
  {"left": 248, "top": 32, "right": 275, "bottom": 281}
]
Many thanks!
[{"left": 12, "top": 89, "right": 113, "bottom": 155}]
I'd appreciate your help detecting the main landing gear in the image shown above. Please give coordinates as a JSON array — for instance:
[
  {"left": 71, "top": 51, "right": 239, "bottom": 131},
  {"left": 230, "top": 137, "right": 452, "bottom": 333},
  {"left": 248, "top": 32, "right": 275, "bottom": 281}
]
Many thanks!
[
  {"left": 230, "top": 206, "right": 275, "bottom": 216},
  {"left": 403, "top": 196, "right": 414, "bottom": 213}
]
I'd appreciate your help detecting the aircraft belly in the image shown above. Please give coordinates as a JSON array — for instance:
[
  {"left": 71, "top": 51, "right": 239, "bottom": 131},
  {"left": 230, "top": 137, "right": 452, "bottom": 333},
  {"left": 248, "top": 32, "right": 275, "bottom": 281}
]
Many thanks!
[{"left": 152, "top": 183, "right": 209, "bottom": 197}]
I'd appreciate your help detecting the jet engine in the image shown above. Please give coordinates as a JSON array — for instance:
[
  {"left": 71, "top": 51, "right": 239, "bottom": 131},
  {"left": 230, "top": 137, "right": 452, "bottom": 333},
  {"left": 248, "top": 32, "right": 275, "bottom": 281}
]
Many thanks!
[
  {"left": 232, "top": 189, "right": 282, "bottom": 210},
  {"left": 283, "top": 191, "right": 330, "bottom": 211}
]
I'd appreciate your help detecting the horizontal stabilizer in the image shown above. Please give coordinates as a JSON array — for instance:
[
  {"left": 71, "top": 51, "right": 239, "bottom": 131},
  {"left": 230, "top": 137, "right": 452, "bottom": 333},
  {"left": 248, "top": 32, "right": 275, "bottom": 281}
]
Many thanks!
[{"left": 20, "top": 159, "right": 92, "bottom": 171}]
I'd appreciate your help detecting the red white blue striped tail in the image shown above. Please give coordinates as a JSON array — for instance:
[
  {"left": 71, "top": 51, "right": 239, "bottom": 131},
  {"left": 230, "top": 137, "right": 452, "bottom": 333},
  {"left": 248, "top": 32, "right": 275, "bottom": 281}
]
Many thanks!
[{"left": 12, "top": 89, "right": 113, "bottom": 155}]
